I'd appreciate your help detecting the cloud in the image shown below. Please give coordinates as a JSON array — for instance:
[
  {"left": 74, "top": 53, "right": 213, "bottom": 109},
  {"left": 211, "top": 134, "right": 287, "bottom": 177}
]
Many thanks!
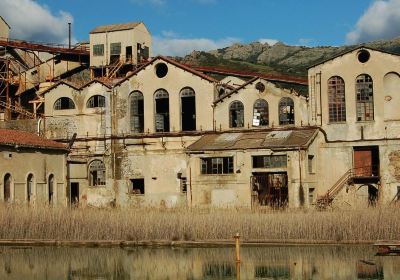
[
  {"left": 153, "top": 33, "right": 240, "bottom": 56},
  {"left": 346, "top": 0, "right": 400, "bottom": 44},
  {"left": 0, "top": 0, "right": 75, "bottom": 44},
  {"left": 258, "top": 38, "right": 279, "bottom": 46}
]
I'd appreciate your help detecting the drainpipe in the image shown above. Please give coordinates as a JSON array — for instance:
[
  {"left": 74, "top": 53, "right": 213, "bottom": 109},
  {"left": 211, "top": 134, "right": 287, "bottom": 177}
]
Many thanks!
[
  {"left": 317, "top": 71, "right": 322, "bottom": 126},
  {"left": 298, "top": 147, "right": 304, "bottom": 207},
  {"left": 37, "top": 117, "right": 42, "bottom": 136}
]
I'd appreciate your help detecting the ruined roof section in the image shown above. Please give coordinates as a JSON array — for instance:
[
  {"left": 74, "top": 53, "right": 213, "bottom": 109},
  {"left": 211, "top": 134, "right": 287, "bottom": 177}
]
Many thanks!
[
  {"left": 90, "top": 22, "right": 142, "bottom": 34},
  {"left": 0, "top": 129, "right": 68, "bottom": 151},
  {"left": 187, "top": 128, "right": 318, "bottom": 151}
]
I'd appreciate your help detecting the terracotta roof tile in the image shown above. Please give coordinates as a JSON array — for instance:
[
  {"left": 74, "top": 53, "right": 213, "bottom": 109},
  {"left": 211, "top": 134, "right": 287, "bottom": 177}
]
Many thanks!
[{"left": 0, "top": 129, "right": 68, "bottom": 151}]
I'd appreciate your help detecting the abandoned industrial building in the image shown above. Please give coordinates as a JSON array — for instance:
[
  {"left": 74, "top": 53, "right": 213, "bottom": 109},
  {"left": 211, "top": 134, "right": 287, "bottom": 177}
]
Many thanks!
[{"left": 1, "top": 17, "right": 400, "bottom": 209}]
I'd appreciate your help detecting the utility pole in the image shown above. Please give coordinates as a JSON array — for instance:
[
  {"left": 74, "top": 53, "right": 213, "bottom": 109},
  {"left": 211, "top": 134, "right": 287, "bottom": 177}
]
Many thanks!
[{"left": 68, "top": 22, "right": 71, "bottom": 49}]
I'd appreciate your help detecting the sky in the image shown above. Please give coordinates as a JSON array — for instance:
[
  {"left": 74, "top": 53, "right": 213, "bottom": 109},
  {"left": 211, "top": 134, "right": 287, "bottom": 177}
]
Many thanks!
[{"left": 1, "top": 0, "right": 400, "bottom": 56}]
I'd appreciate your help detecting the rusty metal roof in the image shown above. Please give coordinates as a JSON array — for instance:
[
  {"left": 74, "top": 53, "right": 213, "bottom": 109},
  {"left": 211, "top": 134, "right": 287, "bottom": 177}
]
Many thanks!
[
  {"left": 187, "top": 128, "right": 318, "bottom": 151},
  {"left": 90, "top": 22, "right": 142, "bottom": 34}
]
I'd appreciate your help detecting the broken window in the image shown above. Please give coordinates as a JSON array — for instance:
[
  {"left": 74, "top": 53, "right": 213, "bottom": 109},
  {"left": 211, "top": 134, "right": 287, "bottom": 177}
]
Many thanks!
[
  {"left": 201, "top": 157, "right": 234, "bottom": 174},
  {"left": 252, "top": 155, "right": 287, "bottom": 168},
  {"left": 130, "top": 91, "right": 144, "bottom": 133},
  {"left": 89, "top": 160, "right": 106, "bottom": 186},
  {"left": 328, "top": 76, "right": 346, "bottom": 122},
  {"left": 87, "top": 95, "right": 106, "bottom": 108},
  {"left": 253, "top": 99, "right": 269, "bottom": 126},
  {"left": 54, "top": 97, "right": 75, "bottom": 110},
  {"left": 229, "top": 101, "right": 244, "bottom": 128},
  {"left": 308, "top": 155, "right": 314, "bottom": 173},
  {"left": 356, "top": 74, "right": 374, "bottom": 121},
  {"left": 93, "top": 44, "right": 104, "bottom": 56},
  {"left": 279, "top": 97, "right": 295, "bottom": 125},
  {"left": 154, "top": 89, "right": 170, "bottom": 132},
  {"left": 27, "top": 174, "right": 33, "bottom": 202},
  {"left": 180, "top": 87, "right": 196, "bottom": 131},
  {"left": 4, "top": 173, "right": 11, "bottom": 202},
  {"left": 48, "top": 174, "right": 54, "bottom": 204},
  {"left": 130, "top": 178, "right": 144, "bottom": 195}
]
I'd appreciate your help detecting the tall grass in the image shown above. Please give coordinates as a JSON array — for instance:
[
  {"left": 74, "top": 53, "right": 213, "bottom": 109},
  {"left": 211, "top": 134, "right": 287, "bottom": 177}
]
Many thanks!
[{"left": 0, "top": 205, "right": 399, "bottom": 242}]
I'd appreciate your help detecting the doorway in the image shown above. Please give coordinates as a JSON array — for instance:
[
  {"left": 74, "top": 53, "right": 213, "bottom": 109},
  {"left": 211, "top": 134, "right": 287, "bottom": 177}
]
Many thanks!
[
  {"left": 353, "top": 146, "right": 379, "bottom": 177},
  {"left": 70, "top": 183, "right": 79, "bottom": 205},
  {"left": 368, "top": 185, "right": 378, "bottom": 206},
  {"left": 251, "top": 172, "right": 288, "bottom": 208},
  {"left": 126, "top": 46, "right": 132, "bottom": 62}
]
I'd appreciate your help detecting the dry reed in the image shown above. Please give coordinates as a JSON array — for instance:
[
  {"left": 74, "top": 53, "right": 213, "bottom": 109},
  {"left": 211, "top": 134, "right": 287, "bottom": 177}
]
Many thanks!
[{"left": 0, "top": 205, "right": 398, "bottom": 242}]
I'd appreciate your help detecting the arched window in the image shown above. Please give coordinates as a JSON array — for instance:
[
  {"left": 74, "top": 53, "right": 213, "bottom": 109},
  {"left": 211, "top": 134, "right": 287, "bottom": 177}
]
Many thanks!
[
  {"left": 180, "top": 87, "right": 196, "bottom": 131},
  {"left": 27, "top": 174, "right": 34, "bottom": 202},
  {"left": 279, "top": 97, "right": 295, "bottom": 125},
  {"left": 356, "top": 74, "right": 374, "bottom": 121},
  {"left": 130, "top": 91, "right": 144, "bottom": 133},
  {"left": 54, "top": 97, "right": 75, "bottom": 110},
  {"left": 154, "top": 89, "right": 170, "bottom": 132},
  {"left": 87, "top": 95, "right": 106, "bottom": 108},
  {"left": 4, "top": 173, "right": 11, "bottom": 202},
  {"left": 48, "top": 174, "right": 54, "bottom": 203},
  {"left": 328, "top": 76, "right": 346, "bottom": 122},
  {"left": 89, "top": 160, "right": 106, "bottom": 186},
  {"left": 253, "top": 99, "right": 269, "bottom": 126},
  {"left": 229, "top": 101, "right": 244, "bottom": 128}
]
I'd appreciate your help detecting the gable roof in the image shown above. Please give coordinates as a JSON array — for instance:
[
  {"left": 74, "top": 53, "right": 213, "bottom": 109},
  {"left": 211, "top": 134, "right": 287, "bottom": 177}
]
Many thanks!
[
  {"left": 40, "top": 79, "right": 111, "bottom": 96},
  {"left": 0, "top": 129, "right": 68, "bottom": 151},
  {"left": 90, "top": 22, "right": 142, "bottom": 34},
  {"left": 114, "top": 56, "right": 218, "bottom": 86},
  {"left": 307, "top": 45, "right": 400, "bottom": 69},
  {"left": 187, "top": 128, "right": 318, "bottom": 152}
]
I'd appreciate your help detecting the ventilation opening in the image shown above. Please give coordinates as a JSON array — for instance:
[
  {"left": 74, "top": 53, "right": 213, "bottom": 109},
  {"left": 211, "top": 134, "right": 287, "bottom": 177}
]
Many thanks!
[
  {"left": 358, "top": 50, "right": 370, "bottom": 63},
  {"left": 155, "top": 63, "right": 168, "bottom": 78}
]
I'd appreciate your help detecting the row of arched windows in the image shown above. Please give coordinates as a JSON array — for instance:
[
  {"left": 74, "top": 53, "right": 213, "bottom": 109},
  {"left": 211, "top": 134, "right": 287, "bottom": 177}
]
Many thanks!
[
  {"left": 53, "top": 95, "right": 106, "bottom": 110},
  {"left": 3, "top": 173, "right": 54, "bottom": 203},
  {"left": 229, "top": 97, "right": 295, "bottom": 128},
  {"left": 328, "top": 74, "right": 374, "bottom": 122}
]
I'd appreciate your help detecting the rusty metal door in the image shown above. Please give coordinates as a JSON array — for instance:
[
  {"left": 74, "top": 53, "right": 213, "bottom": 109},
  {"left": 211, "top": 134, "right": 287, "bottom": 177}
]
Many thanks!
[{"left": 354, "top": 150, "right": 372, "bottom": 176}]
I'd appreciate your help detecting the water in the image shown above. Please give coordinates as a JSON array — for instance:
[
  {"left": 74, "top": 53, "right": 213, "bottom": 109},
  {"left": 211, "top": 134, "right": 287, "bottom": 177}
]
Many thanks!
[{"left": 0, "top": 245, "right": 398, "bottom": 279}]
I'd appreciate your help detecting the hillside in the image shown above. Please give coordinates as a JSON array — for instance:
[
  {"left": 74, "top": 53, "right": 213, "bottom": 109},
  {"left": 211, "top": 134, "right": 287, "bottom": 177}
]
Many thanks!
[{"left": 179, "top": 37, "right": 400, "bottom": 78}]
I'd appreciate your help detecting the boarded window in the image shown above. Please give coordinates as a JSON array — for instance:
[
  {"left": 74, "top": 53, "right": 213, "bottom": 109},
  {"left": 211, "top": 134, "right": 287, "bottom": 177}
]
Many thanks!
[
  {"left": 89, "top": 160, "right": 106, "bottom": 186},
  {"left": 93, "top": 44, "right": 104, "bottom": 56},
  {"left": 154, "top": 89, "right": 170, "bottom": 132},
  {"left": 279, "top": 97, "right": 294, "bottom": 125},
  {"left": 252, "top": 155, "right": 287, "bottom": 168},
  {"left": 54, "top": 97, "right": 75, "bottom": 110},
  {"left": 253, "top": 99, "right": 269, "bottom": 126},
  {"left": 328, "top": 76, "right": 346, "bottom": 122},
  {"left": 87, "top": 95, "right": 106, "bottom": 108},
  {"left": 356, "top": 74, "right": 374, "bottom": 121},
  {"left": 201, "top": 157, "right": 234, "bottom": 174},
  {"left": 229, "top": 101, "right": 244, "bottom": 128},
  {"left": 110, "top": 42, "right": 121, "bottom": 55},
  {"left": 130, "top": 91, "right": 144, "bottom": 133}
]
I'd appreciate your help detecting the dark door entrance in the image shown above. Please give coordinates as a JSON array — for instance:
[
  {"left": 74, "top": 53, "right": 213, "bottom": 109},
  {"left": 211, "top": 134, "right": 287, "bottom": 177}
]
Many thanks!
[
  {"left": 251, "top": 172, "right": 288, "bottom": 208},
  {"left": 181, "top": 95, "right": 196, "bottom": 131},
  {"left": 126, "top": 46, "right": 132, "bottom": 62},
  {"left": 70, "top": 183, "right": 79, "bottom": 205}
]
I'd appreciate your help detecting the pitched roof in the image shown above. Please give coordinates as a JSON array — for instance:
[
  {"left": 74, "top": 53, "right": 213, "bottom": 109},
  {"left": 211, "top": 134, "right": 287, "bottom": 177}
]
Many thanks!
[
  {"left": 90, "top": 22, "right": 142, "bottom": 34},
  {"left": 0, "top": 129, "right": 68, "bottom": 151},
  {"left": 0, "top": 16, "right": 11, "bottom": 29},
  {"left": 307, "top": 45, "right": 400, "bottom": 69},
  {"left": 39, "top": 79, "right": 111, "bottom": 96},
  {"left": 187, "top": 128, "right": 318, "bottom": 151}
]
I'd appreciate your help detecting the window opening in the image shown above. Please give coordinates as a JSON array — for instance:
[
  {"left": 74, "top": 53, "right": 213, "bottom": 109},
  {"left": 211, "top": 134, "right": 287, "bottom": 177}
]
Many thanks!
[
  {"left": 130, "top": 91, "right": 144, "bottom": 133},
  {"left": 180, "top": 87, "right": 196, "bottom": 131},
  {"left": 278, "top": 97, "right": 294, "bottom": 125},
  {"left": 155, "top": 63, "right": 168, "bottom": 78},
  {"left": 54, "top": 97, "right": 75, "bottom": 110},
  {"left": 328, "top": 76, "right": 346, "bottom": 122},
  {"left": 229, "top": 101, "right": 244, "bottom": 128},
  {"left": 130, "top": 178, "right": 145, "bottom": 194},
  {"left": 356, "top": 74, "right": 374, "bottom": 121},
  {"left": 253, "top": 99, "right": 269, "bottom": 126},
  {"left": 48, "top": 174, "right": 54, "bottom": 203},
  {"left": 252, "top": 155, "right": 287, "bottom": 168},
  {"left": 308, "top": 155, "right": 314, "bottom": 173},
  {"left": 201, "top": 157, "right": 234, "bottom": 174},
  {"left": 87, "top": 95, "right": 106, "bottom": 108},
  {"left": 154, "top": 89, "right": 170, "bottom": 132},
  {"left": 4, "top": 173, "right": 11, "bottom": 202},
  {"left": 251, "top": 172, "right": 288, "bottom": 208},
  {"left": 308, "top": 188, "right": 315, "bottom": 205},
  {"left": 27, "top": 174, "right": 33, "bottom": 202},
  {"left": 93, "top": 44, "right": 104, "bottom": 56},
  {"left": 89, "top": 160, "right": 106, "bottom": 186}
]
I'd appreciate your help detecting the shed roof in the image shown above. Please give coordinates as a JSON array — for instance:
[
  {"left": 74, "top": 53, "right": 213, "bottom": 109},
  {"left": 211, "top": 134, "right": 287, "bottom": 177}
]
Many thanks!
[
  {"left": 0, "top": 129, "right": 68, "bottom": 151},
  {"left": 187, "top": 128, "right": 318, "bottom": 151},
  {"left": 90, "top": 22, "right": 142, "bottom": 34}
]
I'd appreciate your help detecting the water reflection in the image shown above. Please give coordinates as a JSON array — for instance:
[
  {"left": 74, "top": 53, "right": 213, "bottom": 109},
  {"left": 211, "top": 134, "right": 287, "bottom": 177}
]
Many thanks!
[{"left": 0, "top": 245, "right": 398, "bottom": 279}]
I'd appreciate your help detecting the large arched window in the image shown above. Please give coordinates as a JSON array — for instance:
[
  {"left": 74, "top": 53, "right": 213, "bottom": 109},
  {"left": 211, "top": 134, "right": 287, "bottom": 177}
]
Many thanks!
[
  {"left": 89, "top": 160, "right": 106, "bottom": 186},
  {"left": 87, "top": 95, "right": 106, "bottom": 108},
  {"left": 154, "top": 89, "right": 170, "bottom": 132},
  {"left": 27, "top": 174, "right": 34, "bottom": 202},
  {"left": 130, "top": 91, "right": 144, "bottom": 133},
  {"left": 253, "top": 99, "right": 269, "bottom": 126},
  {"left": 48, "top": 174, "right": 54, "bottom": 204},
  {"left": 229, "top": 101, "right": 244, "bottom": 128},
  {"left": 54, "top": 97, "right": 75, "bottom": 110},
  {"left": 4, "top": 173, "right": 11, "bottom": 202},
  {"left": 328, "top": 76, "right": 346, "bottom": 122},
  {"left": 279, "top": 97, "right": 295, "bottom": 125},
  {"left": 180, "top": 87, "right": 196, "bottom": 131},
  {"left": 356, "top": 74, "right": 374, "bottom": 121}
]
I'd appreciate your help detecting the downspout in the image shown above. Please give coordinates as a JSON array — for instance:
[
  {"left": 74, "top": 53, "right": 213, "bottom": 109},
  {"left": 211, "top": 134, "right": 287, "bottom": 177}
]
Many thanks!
[
  {"left": 317, "top": 71, "right": 322, "bottom": 126},
  {"left": 298, "top": 147, "right": 304, "bottom": 207}
]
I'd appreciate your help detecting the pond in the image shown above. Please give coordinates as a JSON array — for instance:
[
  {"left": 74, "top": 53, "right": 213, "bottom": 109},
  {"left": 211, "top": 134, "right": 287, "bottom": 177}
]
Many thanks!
[{"left": 0, "top": 245, "right": 398, "bottom": 279}]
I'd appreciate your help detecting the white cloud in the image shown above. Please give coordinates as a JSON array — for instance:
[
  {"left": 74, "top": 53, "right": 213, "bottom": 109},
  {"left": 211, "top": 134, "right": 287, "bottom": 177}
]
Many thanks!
[
  {"left": 153, "top": 35, "right": 240, "bottom": 56},
  {"left": 0, "top": 0, "right": 75, "bottom": 44},
  {"left": 346, "top": 0, "right": 400, "bottom": 44},
  {"left": 258, "top": 38, "right": 279, "bottom": 46}
]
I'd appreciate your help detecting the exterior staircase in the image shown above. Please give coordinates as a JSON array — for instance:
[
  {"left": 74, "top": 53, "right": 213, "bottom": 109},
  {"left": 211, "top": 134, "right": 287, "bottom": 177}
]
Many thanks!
[
  {"left": 107, "top": 60, "right": 124, "bottom": 78},
  {"left": 0, "top": 100, "right": 36, "bottom": 119}
]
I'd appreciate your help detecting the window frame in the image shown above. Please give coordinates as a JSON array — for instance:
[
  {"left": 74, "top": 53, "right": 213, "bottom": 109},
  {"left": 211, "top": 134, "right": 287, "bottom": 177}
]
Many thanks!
[
  {"left": 253, "top": 99, "right": 269, "bottom": 127},
  {"left": 278, "top": 97, "right": 295, "bottom": 125},
  {"left": 355, "top": 74, "right": 374, "bottom": 122},
  {"left": 93, "top": 44, "right": 104, "bottom": 56},
  {"left": 54, "top": 97, "right": 75, "bottom": 110},
  {"left": 328, "top": 76, "right": 346, "bottom": 123},
  {"left": 88, "top": 160, "right": 106, "bottom": 187},
  {"left": 252, "top": 155, "right": 288, "bottom": 169},
  {"left": 86, "top": 95, "right": 106, "bottom": 109},
  {"left": 200, "top": 157, "right": 234, "bottom": 175},
  {"left": 129, "top": 91, "right": 144, "bottom": 133},
  {"left": 229, "top": 100, "right": 244, "bottom": 128},
  {"left": 110, "top": 42, "right": 121, "bottom": 55}
]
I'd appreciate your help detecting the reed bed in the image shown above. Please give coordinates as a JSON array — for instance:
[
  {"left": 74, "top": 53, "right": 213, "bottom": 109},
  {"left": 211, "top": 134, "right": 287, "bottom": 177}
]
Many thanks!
[{"left": 0, "top": 205, "right": 399, "bottom": 242}]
